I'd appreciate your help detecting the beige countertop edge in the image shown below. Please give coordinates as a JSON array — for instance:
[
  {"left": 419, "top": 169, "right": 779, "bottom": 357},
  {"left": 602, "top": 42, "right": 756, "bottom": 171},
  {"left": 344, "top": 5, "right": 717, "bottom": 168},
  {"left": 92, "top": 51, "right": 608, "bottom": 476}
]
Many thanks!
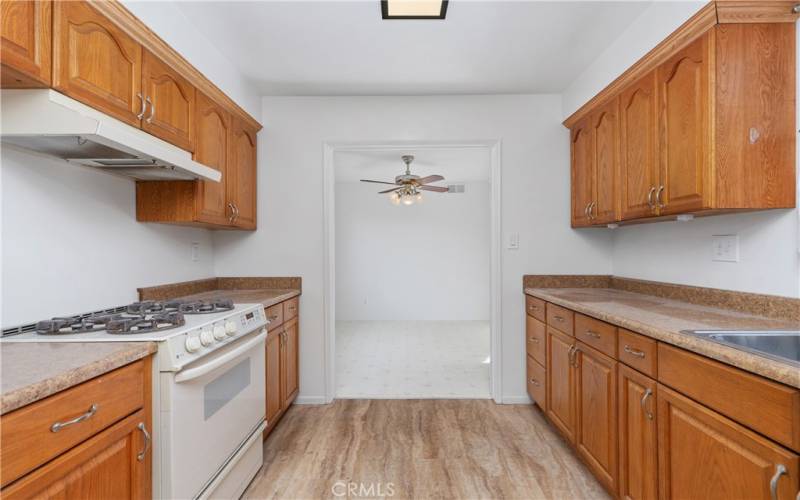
[
  {"left": 524, "top": 288, "right": 800, "bottom": 389},
  {"left": 1, "top": 342, "right": 157, "bottom": 415}
]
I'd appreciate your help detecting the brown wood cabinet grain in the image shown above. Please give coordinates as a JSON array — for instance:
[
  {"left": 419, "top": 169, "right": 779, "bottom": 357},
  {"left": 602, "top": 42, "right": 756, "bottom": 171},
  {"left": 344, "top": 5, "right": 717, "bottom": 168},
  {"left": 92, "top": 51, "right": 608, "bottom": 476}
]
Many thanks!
[
  {"left": 1, "top": 0, "right": 51, "bottom": 87},
  {"left": 591, "top": 98, "right": 619, "bottom": 224},
  {"left": 546, "top": 303, "right": 574, "bottom": 336},
  {"left": 52, "top": 0, "right": 143, "bottom": 126},
  {"left": 571, "top": 117, "right": 594, "bottom": 227},
  {"left": 265, "top": 328, "right": 282, "bottom": 426},
  {"left": 264, "top": 299, "right": 300, "bottom": 439},
  {"left": 575, "top": 341, "right": 618, "bottom": 495},
  {"left": 141, "top": 49, "right": 195, "bottom": 152},
  {"left": 283, "top": 316, "right": 299, "bottom": 407},
  {"left": 526, "top": 315, "right": 546, "bottom": 366},
  {"left": 227, "top": 117, "right": 258, "bottom": 229},
  {"left": 546, "top": 327, "right": 576, "bottom": 443},
  {"left": 618, "top": 365, "right": 658, "bottom": 500},
  {"left": 574, "top": 313, "right": 617, "bottom": 358},
  {"left": 658, "top": 384, "right": 799, "bottom": 500},
  {"left": 526, "top": 355, "right": 546, "bottom": 410},
  {"left": 193, "top": 91, "right": 231, "bottom": 225},
  {"left": 525, "top": 295, "right": 546, "bottom": 322}
]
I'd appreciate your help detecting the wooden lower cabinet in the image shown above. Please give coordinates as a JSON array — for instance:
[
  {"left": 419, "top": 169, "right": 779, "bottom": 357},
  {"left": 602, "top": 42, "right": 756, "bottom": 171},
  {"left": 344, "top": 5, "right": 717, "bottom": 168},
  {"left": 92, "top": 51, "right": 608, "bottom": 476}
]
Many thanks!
[
  {"left": 264, "top": 298, "right": 300, "bottom": 439},
  {"left": 618, "top": 365, "right": 658, "bottom": 500},
  {"left": 283, "top": 316, "right": 299, "bottom": 407},
  {"left": 265, "top": 328, "right": 282, "bottom": 426},
  {"left": 546, "top": 327, "right": 576, "bottom": 443},
  {"left": 526, "top": 355, "right": 546, "bottom": 410},
  {"left": 575, "top": 341, "right": 618, "bottom": 495},
  {"left": 658, "top": 384, "right": 799, "bottom": 500}
]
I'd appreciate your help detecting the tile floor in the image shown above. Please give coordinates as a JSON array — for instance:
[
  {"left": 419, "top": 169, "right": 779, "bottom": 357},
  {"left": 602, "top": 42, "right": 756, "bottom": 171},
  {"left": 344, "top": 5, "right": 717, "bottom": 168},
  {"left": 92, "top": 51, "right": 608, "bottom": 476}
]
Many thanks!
[{"left": 335, "top": 320, "right": 491, "bottom": 398}]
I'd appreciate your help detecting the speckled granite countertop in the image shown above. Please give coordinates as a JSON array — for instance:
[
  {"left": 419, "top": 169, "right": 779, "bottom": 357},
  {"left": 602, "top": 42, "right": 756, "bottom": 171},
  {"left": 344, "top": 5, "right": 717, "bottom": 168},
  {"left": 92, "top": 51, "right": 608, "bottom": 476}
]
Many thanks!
[
  {"left": 175, "top": 288, "right": 300, "bottom": 308},
  {"left": 1, "top": 342, "right": 157, "bottom": 415},
  {"left": 524, "top": 287, "right": 800, "bottom": 388}
]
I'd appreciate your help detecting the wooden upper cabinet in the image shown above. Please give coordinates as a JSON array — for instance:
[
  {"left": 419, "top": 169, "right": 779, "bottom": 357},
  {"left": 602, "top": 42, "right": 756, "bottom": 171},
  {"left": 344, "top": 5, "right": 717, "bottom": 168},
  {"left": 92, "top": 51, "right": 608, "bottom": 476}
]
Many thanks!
[
  {"left": 575, "top": 342, "right": 619, "bottom": 495},
  {"left": 658, "top": 384, "right": 799, "bottom": 500},
  {"left": 657, "top": 31, "right": 712, "bottom": 215},
  {"left": 1, "top": 0, "right": 51, "bottom": 88},
  {"left": 193, "top": 92, "right": 231, "bottom": 225},
  {"left": 52, "top": 0, "right": 143, "bottom": 127},
  {"left": 619, "top": 72, "right": 659, "bottom": 220},
  {"left": 227, "top": 117, "right": 258, "bottom": 230},
  {"left": 570, "top": 118, "right": 594, "bottom": 228},
  {"left": 141, "top": 50, "right": 195, "bottom": 152},
  {"left": 618, "top": 365, "right": 658, "bottom": 500},
  {"left": 591, "top": 98, "right": 619, "bottom": 224}
]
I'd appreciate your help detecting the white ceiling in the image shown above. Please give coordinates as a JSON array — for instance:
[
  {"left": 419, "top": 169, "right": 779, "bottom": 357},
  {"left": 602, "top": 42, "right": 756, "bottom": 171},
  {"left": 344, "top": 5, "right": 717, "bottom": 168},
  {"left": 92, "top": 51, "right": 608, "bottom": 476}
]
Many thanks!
[
  {"left": 334, "top": 148, "right": 490, "bottom": 183},
  {"left": 175, "top": 1, "right": 651, "bottom": 96}
]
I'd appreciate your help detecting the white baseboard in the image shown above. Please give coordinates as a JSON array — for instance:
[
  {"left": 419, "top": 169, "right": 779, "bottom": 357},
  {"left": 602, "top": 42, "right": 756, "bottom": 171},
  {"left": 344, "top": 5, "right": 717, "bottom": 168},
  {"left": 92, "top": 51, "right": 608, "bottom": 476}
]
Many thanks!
[{"left": 293, "top": 396, "right": 329, "bottom": 405}]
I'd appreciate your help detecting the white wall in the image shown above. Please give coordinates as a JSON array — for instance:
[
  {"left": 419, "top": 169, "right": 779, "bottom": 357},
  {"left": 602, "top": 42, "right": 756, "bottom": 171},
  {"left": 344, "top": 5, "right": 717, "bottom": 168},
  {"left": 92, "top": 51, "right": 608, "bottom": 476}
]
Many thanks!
[
  {"left": 563, "top": 2, "right": 800, "bottom": 298},
  {"left": 335, "top": 180, "right": 490, "bottom": 321},
  {"left": 212, "top": 95, "right": 615, "bottom": 403}
]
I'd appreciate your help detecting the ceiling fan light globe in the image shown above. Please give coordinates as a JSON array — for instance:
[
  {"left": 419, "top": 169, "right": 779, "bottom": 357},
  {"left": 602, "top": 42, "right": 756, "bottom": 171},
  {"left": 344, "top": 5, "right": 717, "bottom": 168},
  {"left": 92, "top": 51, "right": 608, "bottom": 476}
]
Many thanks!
[{"left": 401, "top": 194, "right": 415, "bottom": 206}]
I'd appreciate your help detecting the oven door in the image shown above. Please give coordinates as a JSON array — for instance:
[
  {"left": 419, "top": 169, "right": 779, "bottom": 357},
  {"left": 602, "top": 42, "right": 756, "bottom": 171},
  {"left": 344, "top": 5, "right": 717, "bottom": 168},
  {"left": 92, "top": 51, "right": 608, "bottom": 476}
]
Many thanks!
[{"left": 163, "top": 329, "right": 266, "bottom": 500}]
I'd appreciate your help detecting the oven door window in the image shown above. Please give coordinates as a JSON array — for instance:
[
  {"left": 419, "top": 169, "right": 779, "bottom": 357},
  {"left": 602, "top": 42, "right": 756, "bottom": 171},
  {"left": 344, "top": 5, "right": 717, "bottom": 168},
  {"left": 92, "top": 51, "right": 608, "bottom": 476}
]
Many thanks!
[{"left": 204, "top": 358, "right": 251, "bottom": 420}]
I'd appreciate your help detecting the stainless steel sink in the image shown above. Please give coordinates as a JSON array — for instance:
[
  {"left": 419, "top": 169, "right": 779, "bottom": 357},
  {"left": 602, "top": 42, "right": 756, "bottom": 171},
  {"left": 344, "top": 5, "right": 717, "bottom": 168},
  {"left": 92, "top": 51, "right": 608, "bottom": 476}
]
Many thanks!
[{"left": 685, "top": 330, "right": 800, "bottom": 367}]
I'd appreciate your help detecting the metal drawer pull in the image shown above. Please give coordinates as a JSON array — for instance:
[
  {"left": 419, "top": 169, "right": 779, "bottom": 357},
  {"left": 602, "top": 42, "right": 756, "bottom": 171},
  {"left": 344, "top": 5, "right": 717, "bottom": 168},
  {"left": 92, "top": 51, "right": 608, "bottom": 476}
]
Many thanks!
[
  {"left": 646, "top": 186, "right": 656, "bottom": 209},
  {"left": 51, "top": 404, "right": 98, "bottom": 432},
  {"left": 528, "top": 337, "right": 540, "bottom": 344},
  {"left": 584, "top": 330, "right": 601, "bottom": 339},
  {"left": 656, "top": 185, "right": 666, "bottom": 209},
  {"left": 640, "top": 388, "right": 654, "bottom": 420},
  {"left": 554, "top": 315, "right": 565, "bottom": 322},
  {"left": 268, "top": 315, "right": 279, "bottom": 321},
  {"left": 529, "top": 305, "right": 539, "bottom": 311},
  {"left": 770, "top": 464, "right": 786, "bottom": 500},
  {"left": 137, "top": 422, "right": 151, "bottom": 462},
  {"left": 146, "top": 96, "right": 155, "bottom": 123},
  {"left": 624, "top": 345, "right": 646, "bottom": 358},
  {"left": 568, "top": 344, "right": 578, "bottom": 367},
  {"left": 529, "top": 378, "right": 540, "bottom": 387}
]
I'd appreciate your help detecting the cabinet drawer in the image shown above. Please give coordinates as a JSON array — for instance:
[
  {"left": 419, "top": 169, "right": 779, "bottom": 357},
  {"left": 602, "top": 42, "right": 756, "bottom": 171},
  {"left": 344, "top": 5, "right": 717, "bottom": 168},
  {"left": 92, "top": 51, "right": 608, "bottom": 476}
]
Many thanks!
[
  {"left": 526, "top": 315, "right": 546, "bottom": 366},
  {"left": 527, "top": 355, "right": 546, "bottom": 409},
  {"left": 546, "top": 303, "right": 574, "bottom": 336},
  {"left": 618, "top": 329, "right": 657, "bottom": 377},
  {"left": 574, "top": 313, "right": 616, "bottom": 357},
  {"left": 265, "top": 303, "right": 283, "bottom": 331},
  {"left": 525, "top": 295, "right": 546, "bottom": 322},
  {"left": 283, "top": 297, "right": 299, "bottom": 321},
  {"left": 0, "top": 360, "right": 145, "bottom": 487},
  {"left": 658, "top": 343, "right": 800, "bottom": 452}
]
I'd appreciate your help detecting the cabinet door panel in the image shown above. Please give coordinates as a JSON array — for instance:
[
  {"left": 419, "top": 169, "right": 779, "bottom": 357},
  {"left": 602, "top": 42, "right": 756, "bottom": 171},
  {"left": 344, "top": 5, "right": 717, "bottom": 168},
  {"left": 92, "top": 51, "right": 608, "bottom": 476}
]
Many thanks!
[
  {"left": 546, "top": 327, "right": 576, "bottom": 443},
  {"left": 658, "top": 384, "right": 799, "bottom": 500},
  {"left": 576, "top": 342, "right": 618, "bottom": 494},
  {"left": 526, "top": 355, "right": 546, "bottom": 410},
  {"left": 265, "top": 329, "right": 282, "bottom": 425},
  {"left": 571, "top": 119, "right": 594, "bottom": 227},
  {"left": 592, "top": 99, "right": 619, "bottom": 224},
  {"left": 1, "top": 0, "right": 51, "bottom": 87},
  {"left": 618, "top": 365, "right": 658, "bottom": 500},
  {"left": 53, "top": 0, "right": 142, "bottom": 126},
  {"left": 228, "top": 118, "right": 257, "bottom": 230},
  {"left": 620, "top": 72, "right": 659, "bottom": 220},
  {"left": 283, "top": 317, "right": 299, "bottom": 407},
  {"left": 658, "top": 32, "right": 712, "bottom": 215},
  {"left": 141, "top": 50, "right": 194, "bottom": 152},
  {"left": 526, "top": 315, "right": 546, "bottom": 366},
  {"left": 193, "top": 92, "right": 230, "bottom": 225}
]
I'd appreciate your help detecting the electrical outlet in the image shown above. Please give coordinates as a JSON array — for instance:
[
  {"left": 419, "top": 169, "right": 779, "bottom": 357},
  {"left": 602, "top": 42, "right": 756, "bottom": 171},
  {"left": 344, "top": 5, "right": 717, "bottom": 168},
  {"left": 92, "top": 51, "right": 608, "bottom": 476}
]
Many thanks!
[
  {"left": 191, "top": 242, "right": 200, "bottom": 262},
  {"left": 712, "top": 235, "right": 739, "bottom": 262},
  {"left": 507, "top": 233, "right": 519, "bottom": 250}
]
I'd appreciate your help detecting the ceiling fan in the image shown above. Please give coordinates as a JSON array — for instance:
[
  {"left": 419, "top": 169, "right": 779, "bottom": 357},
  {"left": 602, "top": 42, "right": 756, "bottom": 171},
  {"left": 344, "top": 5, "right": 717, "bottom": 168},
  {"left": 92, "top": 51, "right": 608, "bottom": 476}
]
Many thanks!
[{"left": 360, "top": 155, "right": 448, "bottom": 205}]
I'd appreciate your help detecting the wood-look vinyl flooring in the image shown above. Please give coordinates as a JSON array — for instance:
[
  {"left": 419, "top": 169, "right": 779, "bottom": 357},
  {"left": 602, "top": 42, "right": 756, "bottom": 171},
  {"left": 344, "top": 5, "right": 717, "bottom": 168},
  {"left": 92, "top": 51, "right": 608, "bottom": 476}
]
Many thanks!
[{"left": 243, "top": 399, "right": 608, "bottom": 500}]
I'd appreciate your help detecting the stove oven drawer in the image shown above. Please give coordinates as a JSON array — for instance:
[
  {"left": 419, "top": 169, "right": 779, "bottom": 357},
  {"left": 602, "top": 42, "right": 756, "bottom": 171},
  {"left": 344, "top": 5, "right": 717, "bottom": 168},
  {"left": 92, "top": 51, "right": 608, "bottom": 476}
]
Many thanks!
[{"left": 0, "top": 360, "right": 145, "bottom": 487}]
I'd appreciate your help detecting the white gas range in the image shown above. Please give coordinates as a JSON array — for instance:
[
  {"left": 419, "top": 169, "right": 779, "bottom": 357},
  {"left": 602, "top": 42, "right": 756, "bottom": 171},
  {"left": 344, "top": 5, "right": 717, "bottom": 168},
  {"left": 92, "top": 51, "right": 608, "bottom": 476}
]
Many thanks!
[{"left": 2, "top": 298, "right": 269, "bottom": 499}]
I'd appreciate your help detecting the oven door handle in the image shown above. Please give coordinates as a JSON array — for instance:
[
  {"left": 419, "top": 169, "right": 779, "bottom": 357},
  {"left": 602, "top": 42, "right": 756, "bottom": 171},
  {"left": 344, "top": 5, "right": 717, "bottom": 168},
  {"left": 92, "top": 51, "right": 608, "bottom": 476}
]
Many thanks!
[{"left": 175, "top": 330, "right": 266, "bottom": 383}]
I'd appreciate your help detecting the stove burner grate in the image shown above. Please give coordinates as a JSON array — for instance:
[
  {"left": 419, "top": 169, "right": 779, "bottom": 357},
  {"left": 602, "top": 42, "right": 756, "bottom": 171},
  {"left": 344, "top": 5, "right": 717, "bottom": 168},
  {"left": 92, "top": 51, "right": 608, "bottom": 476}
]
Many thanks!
[
  {"left": 36, "top": 314, "right": 123, "bottom": 335},
  {"left": 106, "top": 311, "right": 185, "bottom": 335}
]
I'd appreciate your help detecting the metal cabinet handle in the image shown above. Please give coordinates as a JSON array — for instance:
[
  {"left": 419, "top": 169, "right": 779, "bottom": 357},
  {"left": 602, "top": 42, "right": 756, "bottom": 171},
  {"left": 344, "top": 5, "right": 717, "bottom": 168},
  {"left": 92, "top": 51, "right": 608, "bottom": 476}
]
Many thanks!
[
  {"left": 623, "top": 345, "right": 646, "bottom": 358},
  {"left": 640, "top": 388, "right": 654, "bottom": 420},
  {"left": 136, "top": 93, "right": 146, "bottom": 120},
  {"left": 656, "top": 185, "right": 665, "bottom": 209},
  {"left": 528, "top": 304, "right": 539, "bottom": 311},
  {"left": 646, "top": 186, "right": 656, "bottom": 209},
  {"left": 554, "top": 315, "right": 565, "bottom": 322},
  {"left": 528, "top": 337, "right": 540, "bottom": 344},
  {"left": 589, "top": 202, "right": 596, "bottom": 220},
  {"left": 51, "top": 404, "right": 98, "bottom": 432},
  {"left": 584, "top": 203, "right": 591, "bottom": 219},
  {"left": 770, "top": 464, "right": 787, "bottom": 500},
  {"left": 137, "top": 422, "right": 151, "bottom": 462},
  {"left": 227, "top": 202, "right": 236, "bottom": 223},
  {"left": 231, "top": 203, "right": 240, "bottom": 222},
  {"left": 529, "top": 378, "right": 540, "bottom": 387},
  {"left": 146, "top": 96, "right": 155, "bottom": 124},
  {"left": 268, "top": 314, "right": 279, "bottom": 321},
  {"left": 584, "top": 330, "right": 601, "bottom": 339},
  {"left": 568, "top": 344, "right": 579, "bottom": 367}
]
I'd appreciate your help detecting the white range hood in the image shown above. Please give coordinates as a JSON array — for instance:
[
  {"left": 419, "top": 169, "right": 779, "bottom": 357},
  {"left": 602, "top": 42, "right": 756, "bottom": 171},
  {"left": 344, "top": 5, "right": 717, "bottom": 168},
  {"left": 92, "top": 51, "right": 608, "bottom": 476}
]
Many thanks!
[{"left": 0, "top": 89, "right": 221, "bottom": 182}]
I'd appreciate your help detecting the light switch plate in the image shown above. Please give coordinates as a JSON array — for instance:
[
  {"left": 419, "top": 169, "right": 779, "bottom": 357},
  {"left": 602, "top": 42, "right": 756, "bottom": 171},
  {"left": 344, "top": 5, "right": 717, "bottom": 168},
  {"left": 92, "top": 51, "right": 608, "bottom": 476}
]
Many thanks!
[
  {"left": 507, "top": 233, "right": 519, "bottom": 250},
  {"left": 191, "top": 242, "right": 200, "bottom": 262},
  {"left": 712, "top": 234, "right": 739, "bottom": 262}
]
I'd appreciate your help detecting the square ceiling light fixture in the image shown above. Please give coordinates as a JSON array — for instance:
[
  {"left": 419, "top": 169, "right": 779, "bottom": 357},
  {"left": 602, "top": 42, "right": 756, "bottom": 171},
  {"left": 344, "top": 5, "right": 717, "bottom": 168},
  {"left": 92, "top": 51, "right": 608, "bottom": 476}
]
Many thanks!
[{"left": 381, "top": 0, "right": 449, "bottom": 19}]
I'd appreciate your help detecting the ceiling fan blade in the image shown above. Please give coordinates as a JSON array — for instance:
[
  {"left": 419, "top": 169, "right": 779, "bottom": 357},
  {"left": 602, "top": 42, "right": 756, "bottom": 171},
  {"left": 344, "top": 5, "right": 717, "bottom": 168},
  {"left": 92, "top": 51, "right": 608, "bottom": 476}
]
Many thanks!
[
  {"left": 379, "top": 187, "right": 402, "bottom": 194},
  {"left": 416, "top": 175, "right": 444, "bottom": 185},
  {"left": 419, "top": 185, "right": 449, "bottom": 193},
  {"left": 360, "top": 179, "right": 398, "bottom": 186}
]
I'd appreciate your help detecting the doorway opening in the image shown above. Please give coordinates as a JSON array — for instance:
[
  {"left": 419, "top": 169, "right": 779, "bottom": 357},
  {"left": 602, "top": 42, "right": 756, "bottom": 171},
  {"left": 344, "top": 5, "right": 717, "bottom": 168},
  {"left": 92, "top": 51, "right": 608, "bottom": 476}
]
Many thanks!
[{"left": 323, "top": 142, "right": 502, "bottom": 401}]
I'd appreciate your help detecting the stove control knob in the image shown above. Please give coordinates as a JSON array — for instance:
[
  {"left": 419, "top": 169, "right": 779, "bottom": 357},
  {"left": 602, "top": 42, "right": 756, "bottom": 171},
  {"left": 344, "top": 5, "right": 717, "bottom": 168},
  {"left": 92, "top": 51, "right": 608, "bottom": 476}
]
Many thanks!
[
  {"left": 185, "top": 335, "right": 202, "bottom": 353},
  {"left": 213, "top": 325, "right": 226, "bottom": 340},
  {"left": 225, "top": 321, "right": 238, "bottom": 336},
  {"left": 200, "top": 329, "right": 215, "bottom": 347}
]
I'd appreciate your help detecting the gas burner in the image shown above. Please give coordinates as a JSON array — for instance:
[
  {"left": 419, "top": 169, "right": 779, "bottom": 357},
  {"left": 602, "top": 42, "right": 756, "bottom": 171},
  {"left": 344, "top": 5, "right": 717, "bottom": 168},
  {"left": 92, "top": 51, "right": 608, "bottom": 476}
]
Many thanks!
[
  {"left": 107, "top": 312, "right": 185, "bottom": 335},
  {"left": 177, "top": 298, "right": 235, "bottom": 314},
  {"left": 36, "top": 314, "right": 122, "bottom": 335},
  {"left": 127, "top": 300, "right": 184, "bottom": 315}
]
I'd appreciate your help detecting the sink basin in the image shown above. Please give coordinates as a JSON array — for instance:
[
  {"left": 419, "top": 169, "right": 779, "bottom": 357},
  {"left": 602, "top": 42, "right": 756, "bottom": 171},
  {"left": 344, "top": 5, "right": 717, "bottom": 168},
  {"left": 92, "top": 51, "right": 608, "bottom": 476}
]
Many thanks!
[{"left": 685, "top": 330, "right": 800, "bottom": 367}]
